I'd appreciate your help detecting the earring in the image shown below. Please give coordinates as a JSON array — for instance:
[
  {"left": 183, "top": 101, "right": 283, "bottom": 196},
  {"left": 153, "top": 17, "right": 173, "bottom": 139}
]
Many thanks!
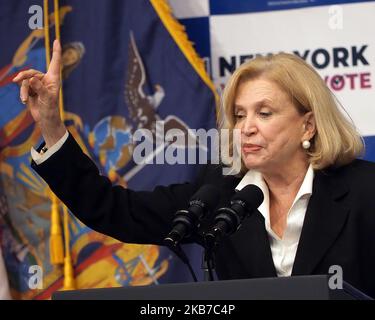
[{"left": 302, "top": 140, "right": 311, "bottom": 149}]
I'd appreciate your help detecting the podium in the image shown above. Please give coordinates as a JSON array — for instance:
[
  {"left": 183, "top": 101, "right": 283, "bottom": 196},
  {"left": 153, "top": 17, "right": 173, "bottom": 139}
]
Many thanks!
[{"left": 52, "top": 275, "right": 372, "bottom": 300}]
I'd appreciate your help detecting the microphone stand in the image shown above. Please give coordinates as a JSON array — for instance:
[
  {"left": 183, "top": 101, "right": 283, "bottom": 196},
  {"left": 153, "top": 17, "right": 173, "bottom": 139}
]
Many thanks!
[
  {"left": 165, "top": 240, "right": 198, "bottom": 282},
  {"left": 201, "top": 250, "right": 215, "bottom": 281},
  {"left": 202, "top": 235, "right": 217, "bottom": 281}
]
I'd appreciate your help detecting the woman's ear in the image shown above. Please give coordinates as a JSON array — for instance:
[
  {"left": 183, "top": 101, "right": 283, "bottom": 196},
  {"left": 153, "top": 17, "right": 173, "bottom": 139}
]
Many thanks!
[{"left": 303, "top": 112, "right": 316, "bottom": 140}]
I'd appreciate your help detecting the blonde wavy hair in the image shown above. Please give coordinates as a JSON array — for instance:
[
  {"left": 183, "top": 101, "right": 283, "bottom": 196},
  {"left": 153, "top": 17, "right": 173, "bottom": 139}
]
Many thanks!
[{"left": 220, "top": 53, "right": 364, "bottom": 173}]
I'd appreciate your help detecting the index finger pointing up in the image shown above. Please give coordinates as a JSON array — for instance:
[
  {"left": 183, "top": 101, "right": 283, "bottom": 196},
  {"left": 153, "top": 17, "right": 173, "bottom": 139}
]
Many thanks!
[{"left": 47, "top": 40, "right": 62, "bottom": 77}]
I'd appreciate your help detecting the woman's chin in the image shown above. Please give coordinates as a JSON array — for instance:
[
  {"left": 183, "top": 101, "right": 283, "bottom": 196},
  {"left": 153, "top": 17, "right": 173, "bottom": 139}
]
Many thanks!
[
  {"left": 243, "top": 161, "right": 264, "bottom": 171},
  {"left": 242, "top": 154, "right": 265, "bottom": 170}
]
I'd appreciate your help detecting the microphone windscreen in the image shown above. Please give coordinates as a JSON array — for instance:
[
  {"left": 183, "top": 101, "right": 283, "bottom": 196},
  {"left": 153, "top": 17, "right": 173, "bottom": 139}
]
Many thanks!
[
  {"left": 232, "top": 184, "right": 264, "bottom": 211},
  {"left": 190, "top": 184, "right": 220, "bottom": 211}
]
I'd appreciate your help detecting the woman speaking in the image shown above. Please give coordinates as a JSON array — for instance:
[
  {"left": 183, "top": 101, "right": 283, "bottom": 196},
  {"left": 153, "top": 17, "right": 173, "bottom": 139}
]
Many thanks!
[{"left": 13, "top": 40, "right": 375, "bottom": 298}]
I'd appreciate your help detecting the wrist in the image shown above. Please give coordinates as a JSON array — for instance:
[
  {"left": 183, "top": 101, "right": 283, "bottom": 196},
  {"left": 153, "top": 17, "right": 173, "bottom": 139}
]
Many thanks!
[{"left": 39, "top": 121, "right": 67, "bottom": 148}]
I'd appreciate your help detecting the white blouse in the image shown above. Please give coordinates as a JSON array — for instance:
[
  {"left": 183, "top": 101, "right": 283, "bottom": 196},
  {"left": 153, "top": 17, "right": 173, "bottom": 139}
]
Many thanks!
[{"left": 236, "top": 165, "right": 314, "bottom": 276}]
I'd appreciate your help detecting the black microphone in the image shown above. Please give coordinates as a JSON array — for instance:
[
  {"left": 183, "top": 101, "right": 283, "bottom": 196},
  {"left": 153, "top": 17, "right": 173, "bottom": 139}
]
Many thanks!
[
  {"left": 164, "top": 184, "right": 220, "bottom": 247},
  {"left": 205, "top": 184, "right": 264, "bottom": 245}
]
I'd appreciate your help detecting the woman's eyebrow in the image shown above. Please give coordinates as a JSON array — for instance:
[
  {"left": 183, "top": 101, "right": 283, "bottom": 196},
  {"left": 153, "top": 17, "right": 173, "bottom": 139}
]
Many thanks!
[
  {"left": 234, "top": 104, "right": 245, "bottom": 111},
  {"left": 234, "top": 98, "right": 274, "bottom": 111},
  {"left": 258, "top": 98, "right": 274, "bottom": 106}
]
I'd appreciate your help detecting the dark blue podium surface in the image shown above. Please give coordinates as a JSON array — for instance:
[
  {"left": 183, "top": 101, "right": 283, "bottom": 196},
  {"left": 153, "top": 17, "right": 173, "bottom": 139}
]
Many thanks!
[{"left": 52, "top": 275, "right": 372, "bottom": 300}]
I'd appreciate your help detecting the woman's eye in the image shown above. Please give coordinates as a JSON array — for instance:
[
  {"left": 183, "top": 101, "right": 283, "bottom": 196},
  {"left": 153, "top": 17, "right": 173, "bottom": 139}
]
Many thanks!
[
  {"left": 234, "top": 114, "right": 245, "bottom": 120},
  {"left": 259, "top": 112, "right": 272, "bottom": 118}
]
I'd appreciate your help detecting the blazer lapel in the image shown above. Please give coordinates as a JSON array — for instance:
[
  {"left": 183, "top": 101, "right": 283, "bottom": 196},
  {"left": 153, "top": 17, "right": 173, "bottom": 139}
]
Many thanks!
[
  {"left": 230, "top": 211, "right": 277, "bottom": 277},
  {"left": 292, "top": 169, "right": 350, "bottom": 275}
]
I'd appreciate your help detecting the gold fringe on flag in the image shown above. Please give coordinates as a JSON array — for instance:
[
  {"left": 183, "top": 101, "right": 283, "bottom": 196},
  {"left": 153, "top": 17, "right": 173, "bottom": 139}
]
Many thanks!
[
  {"left": 44, "top": 0, "right": 64, "bottom": 266},
  {"left": 44, "top": 0, "right": 75, "bottom": 289},
  {"left": 49, "top": 193, "right": 64, "bottom": 265},
  {"left": 62, "top": 205, "right": 75, "bottom": 290},
  {"left": 43, "top": 0, "right": 51, "bottom": 67},
  {"left": 149, "top": 0, "right": 220, "bottom": 121},
  {"left": 53, "top": 0, "right": 75, "bottom": 290}
]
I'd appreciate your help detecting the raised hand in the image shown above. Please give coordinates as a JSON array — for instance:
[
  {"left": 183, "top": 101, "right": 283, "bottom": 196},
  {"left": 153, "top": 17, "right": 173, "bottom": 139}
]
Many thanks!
[{"left": 13, "top": 40, "right": 66, "bottom": 148}]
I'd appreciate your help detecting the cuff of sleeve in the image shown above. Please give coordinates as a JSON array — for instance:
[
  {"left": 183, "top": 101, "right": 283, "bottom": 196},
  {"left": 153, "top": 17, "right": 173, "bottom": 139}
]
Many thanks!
[{"left": 31, "top": 130, "right": 69, "bottom": 165}]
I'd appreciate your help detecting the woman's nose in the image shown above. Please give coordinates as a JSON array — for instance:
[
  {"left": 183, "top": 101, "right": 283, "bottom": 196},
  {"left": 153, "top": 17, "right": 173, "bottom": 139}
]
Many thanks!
[{"left": 241, "top": 116, "right": 257, "bottom": 136}]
